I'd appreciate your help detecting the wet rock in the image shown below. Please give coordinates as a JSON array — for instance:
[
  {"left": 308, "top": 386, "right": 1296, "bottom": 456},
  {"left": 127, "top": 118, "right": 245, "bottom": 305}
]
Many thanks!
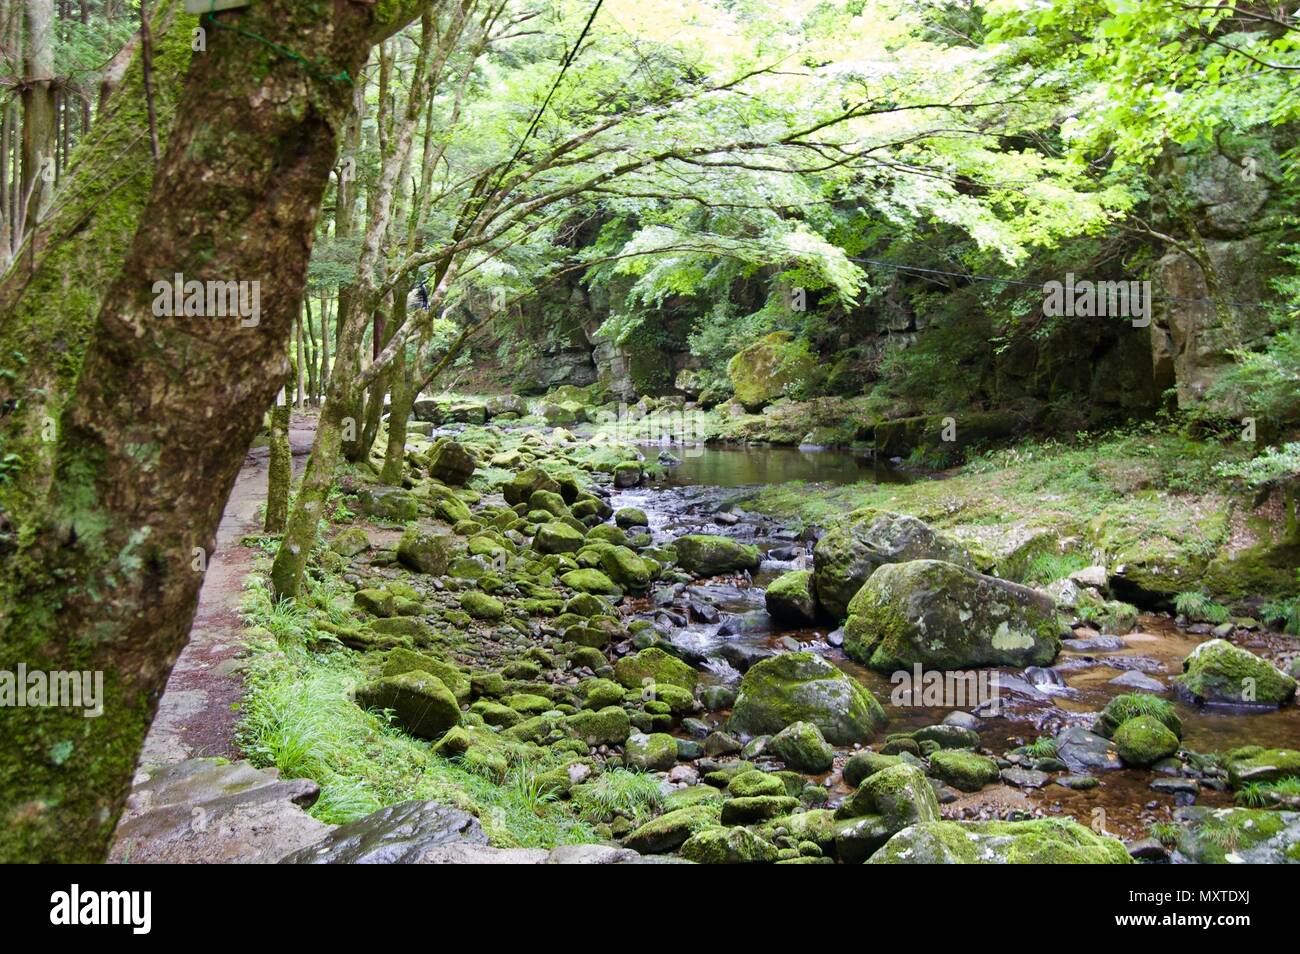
[
  {"left": 729, "top": 651, "right": 886, "bottom": 745},
  {"left": 764, "top": 569, "right": 818, "bottom": 625},
  {"left": 941, "top": 711, "right": 981, "bottom": 731},
  {"left": 845, "top": 559, "right": 1062, "bottom": 671},
  {"left": 109, "top": 759, "right": 329, "bottom": 864},
  {"left": 699, "top": 685, "right": 737, "bottom": 710},
  {"left": 1062, "top": 634, "right": 1126, "bottom": 652},
  {"left": 1054, "top": 726, "right": 1122, "bottom": 772},
  {"left": 681, "top": 826, "right": 778, "bottom": 863},
  {"left": 1175, "top": 638, "right": 1297, "bottom": 707},
  {"left": 427, "top": 439, "right": 476, "bottom": 485},
  {"left": 870, "top": 818, "right": 1133, "bottom": 864},
  {"left": 356, "top": 672, "right": 461, "bottom": 740},
  {"left": 280, "top": 801, "right": 486, "bottom": 864},
  {"left": 615, "top": 507, "right": 649, "bottom": 529},
  {"left": 1172, "top": 807, "right": 1300, "bottom": 864},
  {"left": 674, "top": 534, "right": 761, "bottom": 577},
  {"left": 1108, "top": 670, "right": 1165, "bottom": 692},
  {"left": 767, "top": 721, "right": 835, "bottom": 773},
  {"left": 1054, "top": 774, "right": 1099, "bottom": 790},
  {"left": 913, "top": 724, "right": 980, "bottom": 750},
  {"left": 812, "top": 511, "right": 973, "bottom": 619},
  {"left": 1150, "top": 778, "right": 1198, "bottom": 797},
  {"left": 1000, "top": 767, "right": 1050, "bottom": 789},
  {"left": 718, "top": 642, "right": 771, "bottom": 673}
]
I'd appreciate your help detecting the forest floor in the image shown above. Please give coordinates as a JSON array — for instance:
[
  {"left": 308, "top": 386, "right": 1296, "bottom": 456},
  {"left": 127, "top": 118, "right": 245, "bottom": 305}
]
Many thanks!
[{"left": 136, "top": 410, "right": 317, "bottom": 768}]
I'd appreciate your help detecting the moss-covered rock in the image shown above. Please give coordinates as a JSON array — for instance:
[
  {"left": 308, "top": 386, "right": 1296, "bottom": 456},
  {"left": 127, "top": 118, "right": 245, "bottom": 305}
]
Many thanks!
[
  {"left": 720, "top": 795, "right": 801, "bottom": 825},
  {"left": 844, "top": 559, "right": 1062, "bottom": 670},
  {"left": 614, "top": 647, "right": 698, "bottom": 691},
  {"left": 674, "top": 534, "right": 761, "bottom": 577},
  {"left": 534, "top": 521, "right": 585, "bottom": 554},
  {"left": 729, "top": 652, "right": 885, "bottom": 745},
  {"left": 460, "top": 591, "right": 505, "bottom": 621},
  {"left": 356, "top": 486, "right": 419, "bottom": 521},
  {"left": 1093, "top": 693, "right": 1183, "bottom": 739},
  {"left": 330, "top": 526, "right": 371, "bottom": 557},
  {"left": 581, "top": 678, "right": 626, "bottom": 710},
  {"left": 427, "top": 439, "right": 476, "bottom": 485},
  {"left": 765, "top": 569, "right": 818, "bottom": 625},
  {"left": 615, "top": 508, "right": 649, "bottom": 529},
  {"left": 560, "top": 568, "right": 622, "bottom": 596},
  {"left": 380, "top": 649, "right": 471, "bottom": 704},
  {"left": 726, "top": 331, "right": 818, "bottom": 411},
  {"left": 563, "top": 706, "right": 631, "bottom": 746},
  {"left": 767, "top": 721, "right": 835, "bottom": 773},
  {"left": 869, "top": 818, "right": 1133, "bottom": 864},
  {"left": 596, "top": 545, "right": 654, "bottom": 592},
  {"left": 1112, "top": 715, "right": 1180, "bottom": 767},
  {"left": 1175, "top": 638, "right": 1296, "bottom": 706},
  {"left": 813, "top": 511, "right": 973, "bottom": 619},
  {"left": 927, "top": 749, "right": 999, "bottom": 792},
  {"left": 1224, "top": 747, "right": 1300, "bottom": 788},
  {"left": 396, "top": 526, "right": 451, "bottom": 575},
  {"left": 727, "top": 770, "right": 786, "bottom": 798},
  {"left": 681, "top": 826, "right": 779, "bottom": 864},
  {"left": 623, "top": 806, "right": 718, "bottom": 854},
  {"left": 625, "top": 731, "right": 678, "bottom": 771},
  {"left": 832, "top": 763, "right": 940, "bottom": 862},
  {"left": 842, "top": 751, "right": 907, "bottom": 788},
  {"left": 1172, "top": 806, "right": 1300, "bottom": 864},
  {"left": 503, "top": 467, "right": 561, "bottom": 506},
  {"left": 354, "top": 588, "right": 396, "bottom": 618},
  {"left": 355, "top": 672, "right": 461, "bottom": 740}
]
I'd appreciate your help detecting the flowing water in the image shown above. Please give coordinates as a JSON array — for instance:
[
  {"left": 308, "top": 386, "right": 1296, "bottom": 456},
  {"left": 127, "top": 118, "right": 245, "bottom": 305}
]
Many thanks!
[{"left": 612, "top": 443, "right": 1300, "bottom": 840}]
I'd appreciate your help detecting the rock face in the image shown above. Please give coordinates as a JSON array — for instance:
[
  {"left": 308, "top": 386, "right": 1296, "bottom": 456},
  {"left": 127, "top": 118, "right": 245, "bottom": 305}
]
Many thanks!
[
  {"left": 726, "top": 331, "right": 817, "bottom": 411},
  {"left": 1175, "top": 638, "right": 1297, "bottom": 707},
  {"left": 869, "top": 818, "right": 1133, "bottom": 864},
  {"left": 109, "top": 759, "right": 329, "bottom": 864},
  {"left": 764, "top": 569, "right": 818, "bottom": 625},
  {"left": 279, "top": 801, "right": 487, "bottom": 864},
  {"left": 355, "top": 672, "right": 461, "bottom": 740},
  {"left": 813, "top": 511, "right": 973, "bottom": 619},
  {"left": 843, "top": 559, "right": 1062, "bottom": 670},
  {"left": 674, "top": 534, "right": 761, "bottom": 577},
  {"left": 729, "top": 651, "right": 885, "bottom": 745}
]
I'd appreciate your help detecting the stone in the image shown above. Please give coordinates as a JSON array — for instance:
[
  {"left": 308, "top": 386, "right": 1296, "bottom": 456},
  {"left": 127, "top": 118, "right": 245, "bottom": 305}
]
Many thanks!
[
  {"left": 355, "top": 672, "right": 461, "bottom": 740},
  {"left": 927, "top": 750, "right": 999, "bottom": 792},
  {"left": 427, "top": 439, "right": 477, "bottom": 485},
  {"left": 764, "top": 569, "right": 818, "bottom": 625},
  {"left": 355, "top": 486, "right": 418, "bottom": 521},
  {"left": 681, "top": 826, "right": 779, "bottom": 864},
  {"left": 330, "top": 526, "right": 370, "bottom": 557},
  {"left": 535, "top": 521, "right": 585, "bottom": 554},
  {"left": 813, "top": 511, "right": 973, "bottom": 619},
  {"left": 729, "top": 651, "right": 885, "bottom": 745},
  {"left": 624, "top": 806, "right": 718, "bottom": 854},
  {"left": 625, "top": 732, "right": 678, "bottom": 771},
  {"left": 674, "top": 534, "right": 761, "bottom": 577},
  {"left": 460, "top": 591, "right": 505, "bottom": 620},
  {"left": 396, "top": 526, "right": 451, "bottom": 575},
  {"left": 564, "top": 706, "right": 631, "bottom": 746},
  {"left": 727, "top": 771, "right": 785, "bottom": 798},
  {"left": 279, "top": 801, "right": 487, "bottom": 863},
  {"left": 504, "top": 467, "right": 561, "bottom": 506},
  {"left": 833, "top": 763, "right": 939, "bottom": 862},
  {"left": 1054, "top": 726, "right": 1122, "bottom": 772},
  {"left": 767, "top": 721, "right": 835, "bottom": 773},
  {"left": 726, "top": 331, "right": 817, "bottom": 411},
  {"left": 1175, "top": 638, "right": 1297, "bottom": 707},
  {"left": 560, "top": 568, "right": 622, "bottom": 596},
  {"left": 870, "top": 818, "right": 1133, "bottom": 864},
  {"left": 720, "top": 795, "right": 800, "bottom": 824},
  {"left": 1224, "top": 748, "right": 1300, "bottom": 788},
  {"left": 1172, "top": 807, "right": 1300, "bottom": 864},
  {"left": 381, "top": 649, "right": 471, "bottom": 704},
  {"left": 1093, "top": 692, "right": 1183, "bottom": 739},
  {"left": 614, "top": 647, "right": 698, "bottom": 691},
  {"left": 844, "top": 559, "right": 1062, "bottom": 670},
  {"left": 615, "top": 508, "right": 649, "bottom": 529}
]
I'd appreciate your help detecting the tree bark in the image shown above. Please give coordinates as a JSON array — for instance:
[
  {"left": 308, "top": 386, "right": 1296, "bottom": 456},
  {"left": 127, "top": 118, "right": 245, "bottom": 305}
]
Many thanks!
[
  {"left": 21, "top": 0, "right": 57, "bottom": 234},
  {"left": 265, "top": 391, "right": 291, "bottom": 533},
  {"left": 0, "top": 0, "right": 435, "bottom": 863}
]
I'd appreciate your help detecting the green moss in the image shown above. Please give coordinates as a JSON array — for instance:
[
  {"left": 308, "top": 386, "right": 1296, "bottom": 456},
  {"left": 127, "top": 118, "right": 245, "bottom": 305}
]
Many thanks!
[
  {"left": 927, "top": 749, "right": 999, "bottom": 792},
  {"left": 1113, "top": 715, "right": 1180, "bottom": 767},
  {"left": 869, "top": 818, "right": 1133, "bottom": 864}
]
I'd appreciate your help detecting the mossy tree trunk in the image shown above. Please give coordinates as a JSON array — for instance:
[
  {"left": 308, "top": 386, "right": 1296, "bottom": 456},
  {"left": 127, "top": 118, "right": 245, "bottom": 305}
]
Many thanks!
[
  {"left": 265, "top": 391, "right": 291, "bottom": 533},
  {"left": 0, "top": 0, "right": 434, "bottom": 863}
]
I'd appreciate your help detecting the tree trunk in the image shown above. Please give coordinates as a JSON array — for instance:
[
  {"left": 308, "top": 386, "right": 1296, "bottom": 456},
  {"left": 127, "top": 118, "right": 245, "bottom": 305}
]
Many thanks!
[
  {"left": 265, "top": 391, "right": 291, "bottom": 533},
  {"left": 0, "top": 0, "right": 433, "bottom": 863},
  {"left": 21, "top": 0, "right": 57, "bottom": 234}
]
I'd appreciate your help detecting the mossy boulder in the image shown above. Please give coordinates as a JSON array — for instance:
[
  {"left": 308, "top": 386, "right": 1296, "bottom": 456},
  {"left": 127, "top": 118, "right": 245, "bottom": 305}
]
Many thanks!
[
  {"left": 869, "top": 818, "right": 1133, "bottom": 864},
  {"left": 615, "top": 647, "right": 698, "bottom": 692},
  {"left": 767, "top": 721, "right": 835, "bottom": 773},
  {"left": 563, "top": 706, "right": 631, "bottom": 746},
  {"left": 581, "top": 678, "right": 626, "bottom": 709},
  {"left": 355, "top": 486, "right": 419, "bottom": 521},
  {"left": 765, "top": 569, "right": 818, "bottom": 625},
  {"left": 330, "top": 526, "right": 370, "bottom": 557},
  {"left": 1113, "top": 715, "right": 1180, "bottom": 767},
  {"left": 427, "top": 439, "right": 476, "bottom": 485},
  {"left": 422, "top": 484, "right": 473, "bottom": 524},
  {"left": 1174, "top": 638, "right": 1297, "bottom": 706},
  {"left": 813, "top": 511, "right": 973, "bottom": 619},
  {"left": 380, "top": 649, "right": 471, "bottom": 704},
  {"left": 623, "top": 806, "right": 718, "bottom": 854},
  {"left": 729, "top": 651, "right": 885, "bottom": 745},
  {"left": 560, "top": 568, "right": 622, "bottom": 596},
  {"left": 1224, "top": 748, "right": 1300, "bottom": 787},
  {"left": 927, "top": 749, "right": 999, "bottom": 792},
  {"left": 1172, "top": 806, "right": 1300, "bottom": 864},
  {"left": 354, "top": 588, "right": 396, "bottom": 617},
  {"left": 615, "top": 508, "right": 649, "bottom": 529},
  {"left": 842, "top": 751, "right": 907, "bottom": 788},
  {"left": 726, "top": 331, "right": 818, "bottom": 411},
  {"left": 396, "top": 526, "right": 451, "bottom": 575},
  {"left": 844, "top": 559, "right": 1062, "bottom": 670},
  {"left": 681, "top": 826, "right": 779, "bottom": 864},
  {"left": 460, "top": 591, "right": 505, "bottom": 621},
  {"left": 674, "top": 534, "right": 761, "bottom": 577},
  {"left": 1093, "top": 693, "right": 1183, "bottom": 739},
  {"left": 625, "top": 732, "right": 678, "bottom": 771},
  {"left": 355, "top": 672, "right": 461, "bottom": 740},
  {"left": 502, "top": 467, "right": 560, "bottom": 506},
  {"left": 833, "top": 763, "right": 940, "bottom": 862},
  {"left": 728, "top": 770, "right": 786, "bottom": 798},
  {"left": 597, "top": 545, "right": 654, "bottom": 592},
  {"left": 720, "top": 796, "right": 801, "bottom": 825},
  {"left": 534, "top": 521, "right": 585, "bottom": 555}
]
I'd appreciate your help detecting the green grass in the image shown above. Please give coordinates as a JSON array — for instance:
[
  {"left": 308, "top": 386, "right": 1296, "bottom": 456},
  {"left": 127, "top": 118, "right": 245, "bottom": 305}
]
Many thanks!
[
  {"left": 236, "top": 573, "right": 599, "bottom": 848},
  {"left": 1149, "top": 821, "right": 1180, "bottom": 847},
  {"left": 1174, "top": 591, "right": 1230, "bottom": 624},
  {"left": 1021, "top": 549, "right": 1093, "bottom": 585},
  {"left": 569, "top": 768, "right": 664, "bottom": 823},
  {"left": 1236, "top": 778, "right": 1300, "bottom": 808},
  {"left": 1021, "top": 736, "right": 1058, "bottom": 759}
]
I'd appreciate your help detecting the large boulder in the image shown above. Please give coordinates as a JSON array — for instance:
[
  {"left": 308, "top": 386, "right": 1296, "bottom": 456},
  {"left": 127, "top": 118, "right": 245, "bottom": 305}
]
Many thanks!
[
  {"left": 484, "top": 394, "right": 528, "bottom": 418},
  {"left": 766, "top": 721, "right": 834, "bottom": 773},
  {"left": 534, "top": 522, "right": 585, "bottom": 555},
  {"left": 355, "top": 672, "right": 461, "bottom": 740},
  {"left": 729, "top": 652, "right": 885, "bottom": 745},
  {"left": 813, "top": 511, "right": 972, "bottom": 619},
  {"left": 869, "top": 818, "right": 1133, "bottom": 864},
  {"left": 396, "top": 526, "right": 451, "bottom": 575},
  {"left": 833, "top": 763, "right": 939, "bottom": 863},
  {"left": 614, "top": 647, "right": 698, "bottom": 691},
  {"left": 843, "top": 559, "right": 1062, "bottom": 670},
  {"left": 1174, "top": 639, "right": 1297, "bottom": 707},
  {"left": 427, "top": 439, "right": 476, "bottom": 485},
  {"left": 674, "top": 534, "right": 761, "bottom": 577},
  {"left": 680, "top": 826, "right": 779, "bottom": 864},
  {"left": 1172, "top": 807, "right": 1300, "bottom": 864},
  {"left": 503, "top": 467, "right": 561, "bottom": 506},
  {"left": 1113, "top": 715, "right": 1180, "bottom": 767},
  {"left": 726, "top": 331, "right": 818, "bottom": 411},
  {"left": 764, "top": 569, "right": 818, "bottom": 625}
]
